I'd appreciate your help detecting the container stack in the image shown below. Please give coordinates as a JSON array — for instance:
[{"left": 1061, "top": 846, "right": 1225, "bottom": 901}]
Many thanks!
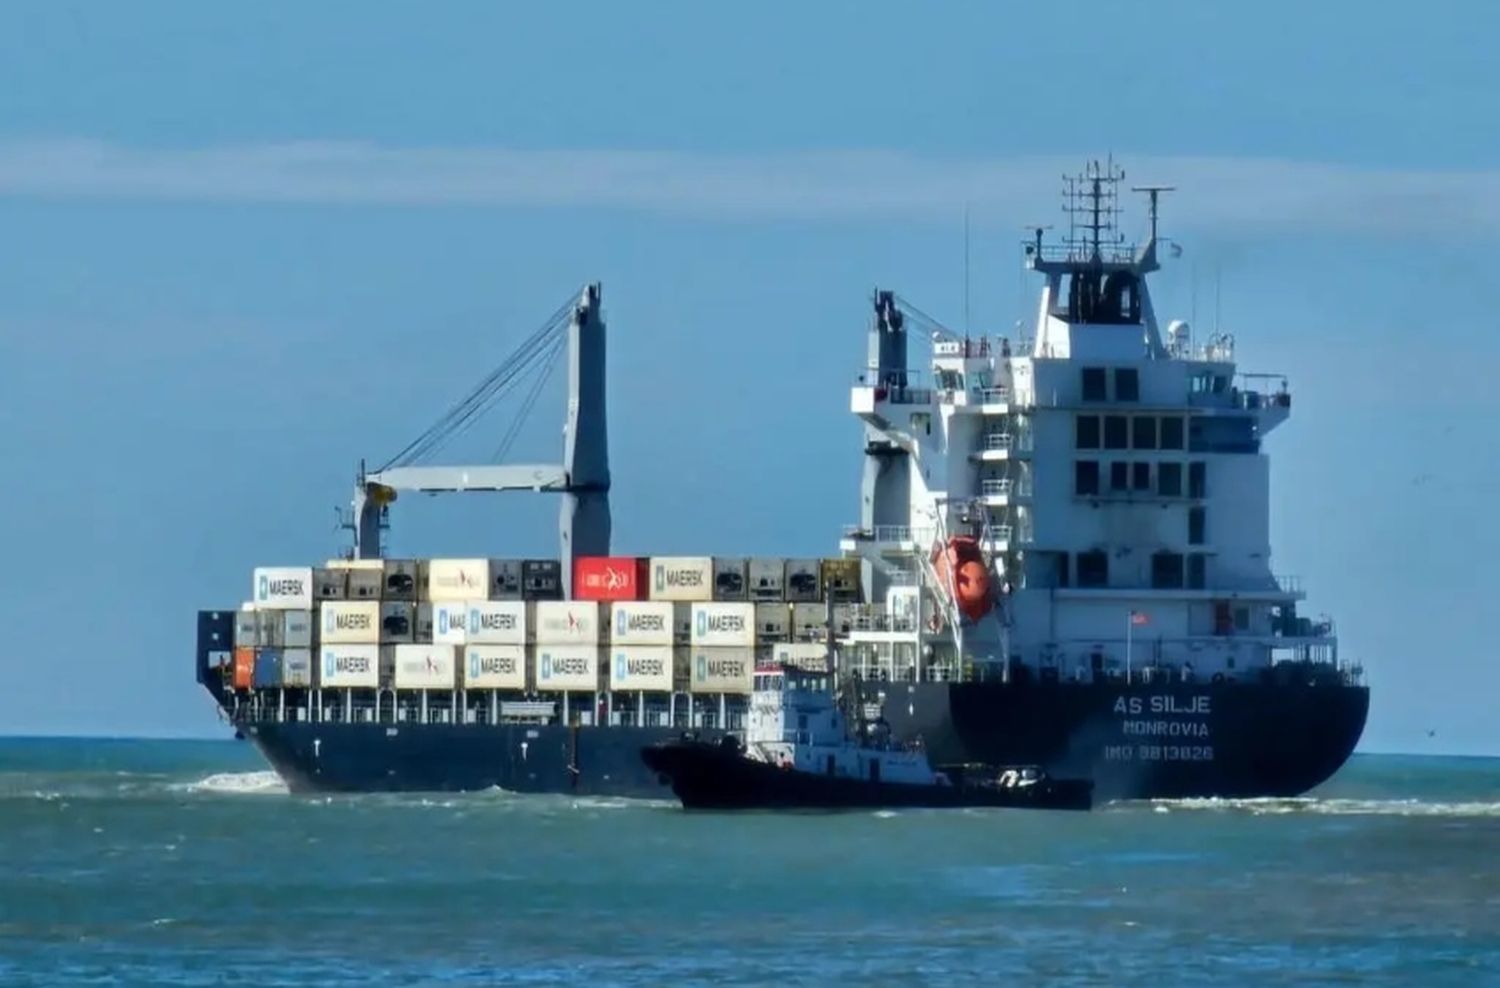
[{"left": 230, "top": 553, "right": 861, "bottom": 699}]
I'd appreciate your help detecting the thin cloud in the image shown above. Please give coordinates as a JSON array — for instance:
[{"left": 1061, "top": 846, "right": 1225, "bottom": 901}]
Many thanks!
[{"left": 0, "top": 139, "right": 1495, "bottom": 237}]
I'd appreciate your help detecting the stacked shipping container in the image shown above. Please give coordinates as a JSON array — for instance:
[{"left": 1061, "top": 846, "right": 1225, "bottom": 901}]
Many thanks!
[{"left": 232, "top": 554, "right": 859, "bottom": 697}]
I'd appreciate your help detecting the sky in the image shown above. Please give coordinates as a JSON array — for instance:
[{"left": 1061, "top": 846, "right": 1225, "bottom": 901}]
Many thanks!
[{"left": 0, "top": 2, "right": 1497, "bottom": 754}]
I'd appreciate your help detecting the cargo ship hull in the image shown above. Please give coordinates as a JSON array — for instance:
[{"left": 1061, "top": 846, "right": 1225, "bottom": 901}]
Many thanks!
[{"left": 224, "top": 678, "right": 1366, "bottom": 801}]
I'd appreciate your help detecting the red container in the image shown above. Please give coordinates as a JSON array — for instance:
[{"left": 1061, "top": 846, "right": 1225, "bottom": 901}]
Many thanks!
[
  {"left": 573, "top": 556, "right": 644, "bottom": 601},
  {"left": 232, "top": 647, "right": 256, "bottom": 690}
]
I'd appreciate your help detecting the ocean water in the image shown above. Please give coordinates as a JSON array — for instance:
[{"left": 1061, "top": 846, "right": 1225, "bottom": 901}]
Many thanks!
[{"left": 0, "top": 740, "right": 1495, "bottom": 986}]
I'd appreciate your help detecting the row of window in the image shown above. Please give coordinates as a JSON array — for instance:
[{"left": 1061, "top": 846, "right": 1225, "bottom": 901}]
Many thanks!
[
  {"left": 1076, "top": 459, "right": 1207, "bottom": 499},
  {"left": 1081, "top": 366, "right": 1139, "bottom": 402},
  {"left": 1077, "top": 413, "right": 1185, "bottom": 451},
  {"left": 1063, "top": 550, "right": 1209, "bottom": 590}
]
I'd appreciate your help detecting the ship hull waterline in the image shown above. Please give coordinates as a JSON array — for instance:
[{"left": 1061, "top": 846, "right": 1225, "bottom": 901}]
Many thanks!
[{"left": 226, "top": 679, "right": 1368, "bottom": 801}]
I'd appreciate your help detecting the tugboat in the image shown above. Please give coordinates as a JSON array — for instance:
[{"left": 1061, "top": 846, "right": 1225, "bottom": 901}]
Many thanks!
[{"left": 641, "top": 663, "right": 1092, "bottom": 811}]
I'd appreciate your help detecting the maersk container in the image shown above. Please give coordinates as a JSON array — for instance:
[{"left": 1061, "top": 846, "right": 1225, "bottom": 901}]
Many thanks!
[
  {"left": 431, "top": 601, "right": 468, "bottom": 644},
  {"left": 689, "top": 647, "right": 754, "bottom": 694},
  {"left": 649, "top": 556, "right": 713, "bottom": 602},
  {"left": 690, "top": 602, "right": 756, "bottom": 647},
  {"left": 320, "top": 601, "right": 381, "bottom": 644},
  {"left": 820, "top": 558, "right": 861, "bottom": 602},
  {"left": 773, "top": 642, "right": 831, "bottom": 672},
  {"left": 381, "top": 560, "right": 421, "bottom": 601},
  {"left": 532, "top": 600, "right": 599, "bottom": 645},
  {"left": 712, "top": 558, "right": 748, "bottom": 601},
  {"left": 521, "top": 559, "right": 562, "bottom": 600},
  {"left": 318, "top": 644, "right": 379, "bottom": 688},
  {"left": 466, "top": 600, "right": 526, "bottom": 644},
  {"left": 748, "top": 558, "right": 786, "bottom": 601},
  {"left": 534, "top": 644, "right": 599, "bottom": 692},
  {"left": 346, "top": 567, "right": 382, "bottom": 601},
  {"left": 428, "top": 559, "right": 490, "bottom": 602},
  {"left": 282, "top": 610, "right": 314, "bottom": 649},
  {"left": 784, "top": 559, "right": 822, "bottom": 602},
  {"left": 252, "top": 649, "right": 283, "bottom": 689},
  {"left": 282, "top": 648, "right": 313, "bottom": 688},
  {"left": 606, "top": 601, "right": 673, "bottom": 646},
  {"left": 489, "top": 559, "right": 523, "bottom": 599},
  {"left": 791, "top": 602, "right": 828, "bottom": 640},
  {"left": 234, "top": 609, "right": 259, "bottom": 649},
  {"left": 253, "top": 566, "right": 314, "bottom": 610},
  {"left": 415, "top": 602, "right": 434, "bottom": 642},
  {"left": 609, "top": 645, "right": 673, "bottom": 693},
  {"left": 462, "top": 644, "right": 526, "bottom": 690},
  {"left": 379, "top": 602, "right": 414, "bottom": 643},
  {"left": 755, "top": 602, "right": 790, "bottom": 641},
  {"left": 314, "top": 568, "right": 348, "bottom": 602},
  {"left": 393, "top": 643, "right": 456, "bottom": 690}
]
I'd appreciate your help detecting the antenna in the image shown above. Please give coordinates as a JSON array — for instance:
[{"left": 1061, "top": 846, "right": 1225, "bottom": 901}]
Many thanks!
[
  {"left": 963, "top": 205, "right": 971, "bottom": 337},
  {"left": 1061, "top": 158, "right": 1126, "bottom": 262},
  {"left": 1131, "top": 184, "right": 1175, "bottom": 242},
  {"left": 1214, "top": 264, "right": 1222, "bottom": 335}
]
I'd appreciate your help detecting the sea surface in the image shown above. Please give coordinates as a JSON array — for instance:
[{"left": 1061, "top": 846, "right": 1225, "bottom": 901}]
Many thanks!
[{"left": 0, "top": 740, "right": 1495, "bottom": 986}]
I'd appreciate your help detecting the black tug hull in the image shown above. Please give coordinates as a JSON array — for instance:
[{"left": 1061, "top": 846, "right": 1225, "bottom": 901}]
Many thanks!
[{"left": 640, "top": 740, "right": 1092, "bottom": 811}]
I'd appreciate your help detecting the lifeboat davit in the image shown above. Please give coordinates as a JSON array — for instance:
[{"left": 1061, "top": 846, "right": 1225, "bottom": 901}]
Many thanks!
[{"left": 931, "top": 536, "right": 994, "bottom": 623}]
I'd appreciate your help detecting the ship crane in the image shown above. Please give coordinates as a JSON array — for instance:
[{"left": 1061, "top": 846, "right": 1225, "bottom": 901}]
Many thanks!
[{"left": 347, "top": 283, "right": 610, "bottom": 597}]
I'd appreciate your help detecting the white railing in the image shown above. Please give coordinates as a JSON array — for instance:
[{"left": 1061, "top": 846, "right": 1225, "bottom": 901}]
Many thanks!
[
  {"left": 980, "top": 479, "right": 1032, "bottom": 498},
  {"left": 1274, "top": 574, "right": 1303, "bottom": 594},
  {"left": 977, "top": 386, "right": 1009, "bottom": 404},
  {"left": 842, "top": 524, "right": 936, "bottom": 545},
  {"left": 983, "top": 432, "right": 1014, "bottom": 451}
]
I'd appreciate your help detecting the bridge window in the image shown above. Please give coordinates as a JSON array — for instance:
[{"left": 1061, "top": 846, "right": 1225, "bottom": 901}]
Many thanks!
[
  {"left": 1132, "top": 416, "right": 1157, "bottom": 450},
  {"left": 1077, "top": 551, "right": 1109, "bottom": 588},
  {"left": 1188, "top": 507, "right": 1206, "bottom": 545},
  {"left": 1189, "top": 462, "right": 1207, "bottom": 498},
  {"left": 1075, "top": 460, "right": 1100, "bottom": 496},
  {"left": 1104, "top": 415, "right": 1128, "bottom": 449},
  {"left": 1187, "top": 553, "right": 1207, "bottom": 589},
  {"left": 1160, "top": 416, "right": 1185, "bottom": 450},
  {"left": 1132, "top": 462, "right": 1151, "bottom": 492},
  {"left": 1151, "top": 552, "right": 1185, "bottom": 589},
  {"left": 1115, "top": 368, "right": 1140, "bottom": 402},
  {"left": 1158, "top": 462, "right": 1183, "bottom": 497},
  {"left": 1076, "top": 415, "right": 1101, "bottom": 449},
  {"left": 1081, "top": 367, "right": 1107, "bottom": 402},
  {"left": 1110, "top": 462, "right": 1129, "bottom": 493}
]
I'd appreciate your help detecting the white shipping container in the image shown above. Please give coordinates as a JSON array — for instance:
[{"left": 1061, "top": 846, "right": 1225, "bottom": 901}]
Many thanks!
[
  {"left": 282, "top": 610, "right": 314, "bottom": 648},
  {"left": 318, "top": 644, "right": 379, "bottom": 688},
  {"left": 609, "top": 646, "right": 673, "bottom": 692},
  {"left": 534, "top": 645, "right": 599, "bottom": 692},
  {"left": 393, "top": 643, "right": 456, "bottom": 689},
  {"left": 607, "top": 601, "right": 674, "bottom": 645},
  {"left": 234, "top": 609, "right": 259, "bottom": 648},
  {"left": 323, "top": 559, "right": 384, "bottom": 570},
  {"left": 431, "top": 601, "right": 469, "bottom": 644},
  {"left": 427, "top": 558, "right": 491, "bottom": 601},
  {"left": 282, "top": 648, "right": 314, "bottom": 686},
  {"left": 690, "top": 647, "right": 754, "bottom": 694},
  {"left": 773, "top": 642, "right": 831, "bottom": 671},
  {"left": 690, "top": 602, "right": 757, "bottom": 647},
  {"left": 462, "top": 645, "right": 526, "bottom": 690},
  {"left": 648, "top": 556, "right": 714, "bottom": 602},
  {"left": 320, "top": 601, "right": 381, "bottom": 644},
  {"left": 466, "top": 600, "right": 526, "bottom": 644},
  {"left": 253, "top": 566, "right": 314, "bottom": 610},
  {"left": 532, "top": 600, "right": 600, "bottom": 644}
]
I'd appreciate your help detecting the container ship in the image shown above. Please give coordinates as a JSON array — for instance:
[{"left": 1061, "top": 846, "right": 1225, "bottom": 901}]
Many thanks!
[{"left": 195, "top": 162, "right": 1369, "bottom": 800}]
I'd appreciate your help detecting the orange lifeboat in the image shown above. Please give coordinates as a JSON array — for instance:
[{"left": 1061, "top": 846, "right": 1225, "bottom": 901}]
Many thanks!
[{"left": 931, "top": 536, "right": 994, "bottom": 623}]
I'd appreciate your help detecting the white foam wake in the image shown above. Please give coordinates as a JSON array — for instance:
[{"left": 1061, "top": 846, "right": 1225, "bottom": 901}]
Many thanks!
[
  {"left": 175, "top": 771, "right": 288, "bottom": 796},
  {"left": 1146, "top": 796, "right": 1500, "bottom": 818}
]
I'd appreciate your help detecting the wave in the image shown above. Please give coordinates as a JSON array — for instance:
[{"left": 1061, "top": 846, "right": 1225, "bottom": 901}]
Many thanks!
[
  {"left": 1144, "top": 796, "right": 1500, "bottom": 818},
  {"left": 172, "top": 771, "right": 288, "bottom": 796}
]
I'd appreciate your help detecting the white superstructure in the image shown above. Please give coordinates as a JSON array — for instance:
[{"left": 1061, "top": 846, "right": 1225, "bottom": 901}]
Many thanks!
[{"left": 839, "top": 161, "right": 1337, "bottom": 686}]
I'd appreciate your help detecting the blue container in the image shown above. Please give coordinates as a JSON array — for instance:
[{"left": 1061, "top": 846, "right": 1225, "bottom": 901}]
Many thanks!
[{"left": 253, "top": 648, "right": 284, "bottom": 689}]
